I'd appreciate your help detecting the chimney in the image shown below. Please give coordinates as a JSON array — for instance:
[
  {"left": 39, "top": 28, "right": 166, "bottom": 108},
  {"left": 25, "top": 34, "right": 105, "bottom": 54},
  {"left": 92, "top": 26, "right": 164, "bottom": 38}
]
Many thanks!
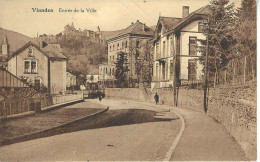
[
  {"left": 182, "top": 6, "right": 189, "bottom": 18},
  {"left": 136, "top": 20, "right": 139, "bottom": 23},
  {"left": 131, "top": 22, "right": 134, "bottom": 25}
]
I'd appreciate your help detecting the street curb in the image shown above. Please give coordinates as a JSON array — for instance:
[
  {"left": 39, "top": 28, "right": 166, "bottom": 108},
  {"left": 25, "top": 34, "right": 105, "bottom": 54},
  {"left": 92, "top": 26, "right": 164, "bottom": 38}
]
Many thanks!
[
  {"left": 0, "top": 99, "right": 84, "bottom": 122},
  {"left": 0, "top": 106, "right": 109, "bottom": 146},
  {"left": 163, "top": 107, "right": 185, "bottom": 161}
]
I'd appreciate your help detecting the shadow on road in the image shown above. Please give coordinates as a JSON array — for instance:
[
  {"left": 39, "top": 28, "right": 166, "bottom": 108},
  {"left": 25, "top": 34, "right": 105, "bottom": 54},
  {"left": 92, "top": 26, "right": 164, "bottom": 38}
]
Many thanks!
[{"left": 1, "top": 109, "right": 179, "bottom": 146}]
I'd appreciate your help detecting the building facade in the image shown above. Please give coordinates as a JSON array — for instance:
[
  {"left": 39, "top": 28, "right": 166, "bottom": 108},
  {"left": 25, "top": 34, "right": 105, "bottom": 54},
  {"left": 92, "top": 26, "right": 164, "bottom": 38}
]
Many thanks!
[
  {"left": 99, "top": 20, "right": 154, "bottom": 87},
  {"left": 7, "top": 41, "right": 67, "bottom": 94},
  {"left": 152, "top": 6, "right": 210, "bottom": 88}
]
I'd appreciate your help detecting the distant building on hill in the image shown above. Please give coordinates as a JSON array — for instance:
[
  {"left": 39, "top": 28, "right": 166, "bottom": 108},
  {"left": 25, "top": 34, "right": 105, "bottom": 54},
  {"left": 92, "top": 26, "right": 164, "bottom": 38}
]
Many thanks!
[{"left": 63, "top": 22, "right": 105, "bottom": 43}]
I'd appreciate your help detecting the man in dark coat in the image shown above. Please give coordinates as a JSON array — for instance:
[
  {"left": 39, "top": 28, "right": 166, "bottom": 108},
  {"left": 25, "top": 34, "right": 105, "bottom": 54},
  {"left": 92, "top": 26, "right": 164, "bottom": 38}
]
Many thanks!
[{"left": 154, "top": 93, "right": 159, "bottom": 105}]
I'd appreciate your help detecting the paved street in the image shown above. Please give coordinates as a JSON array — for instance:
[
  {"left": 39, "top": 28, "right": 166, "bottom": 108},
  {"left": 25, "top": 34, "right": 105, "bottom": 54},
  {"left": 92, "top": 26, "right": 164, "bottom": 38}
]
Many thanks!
[
  {"left": 0, "top": 99, "right": 181, "bottom": 161},
  {"left": 0, "top": 99, "right": 247, "bottom": 161}
]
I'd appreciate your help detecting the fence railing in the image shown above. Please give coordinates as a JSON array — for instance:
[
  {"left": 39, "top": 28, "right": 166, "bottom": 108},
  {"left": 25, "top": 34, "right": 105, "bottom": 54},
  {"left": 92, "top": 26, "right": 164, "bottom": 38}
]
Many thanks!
[{"left": 0, "top": 94, "right": 82, "bottom": 118}]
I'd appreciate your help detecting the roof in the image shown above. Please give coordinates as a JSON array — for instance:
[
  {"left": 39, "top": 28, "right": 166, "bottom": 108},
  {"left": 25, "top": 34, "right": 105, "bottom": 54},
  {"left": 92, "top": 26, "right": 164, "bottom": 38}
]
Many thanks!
[
  {"left": 0, "top": 68, "right": 29, "bottom": 88},
  {"left": 153, "top": 5, "right": 211, "bottom": 40},
  {"left": 166, "top": 5, "right": 211, "bottom": 34},
  {"left": 108, "top": 21, "right": 154, "bottom": 41},
  {"left": 159, "top": 17, "right": 182, "bottom": 31},
  {"left": 7, "top": 41, "right": 67, "bottom": 61},
  {"left": 43, "top": 44, "right": 67, "bottom": 59}
]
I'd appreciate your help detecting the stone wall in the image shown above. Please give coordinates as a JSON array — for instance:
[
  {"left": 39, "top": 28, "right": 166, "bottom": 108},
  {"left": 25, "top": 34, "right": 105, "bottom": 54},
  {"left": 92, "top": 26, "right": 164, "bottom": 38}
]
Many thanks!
[
  {"left": 105, "top": 88, "right": 146, "bottom": 101},
  {"left": 52, "top": 94, "right": 83, "bottom": 105},
  {"left": 156, "top": 84, "right": 256, "bottom": 160},
  {"left": 105, "top": 83, "right": 256, "bottom": 160},
  {"left": 207, "top": 84, "right": 257, "bottom": 160}
]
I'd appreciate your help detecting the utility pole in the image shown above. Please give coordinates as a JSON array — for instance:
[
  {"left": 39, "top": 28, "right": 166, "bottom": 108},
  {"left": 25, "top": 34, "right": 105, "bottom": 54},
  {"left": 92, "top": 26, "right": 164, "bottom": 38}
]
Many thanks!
[{"left": 203, "top": 17, "right": 209, "bottom": 113}]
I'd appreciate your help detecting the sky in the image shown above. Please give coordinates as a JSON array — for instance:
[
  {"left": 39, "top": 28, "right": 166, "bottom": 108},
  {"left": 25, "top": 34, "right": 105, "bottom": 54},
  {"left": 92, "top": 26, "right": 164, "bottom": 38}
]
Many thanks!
[{"left": 0, "top": 0, "right": 241, "bottom": 37}]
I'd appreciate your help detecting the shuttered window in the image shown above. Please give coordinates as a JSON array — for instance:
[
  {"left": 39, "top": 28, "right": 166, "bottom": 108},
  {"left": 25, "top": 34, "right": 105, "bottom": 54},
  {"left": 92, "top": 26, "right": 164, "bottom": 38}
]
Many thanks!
[{"left": 189, "top": 37, "right": 197, "bottom": 56}]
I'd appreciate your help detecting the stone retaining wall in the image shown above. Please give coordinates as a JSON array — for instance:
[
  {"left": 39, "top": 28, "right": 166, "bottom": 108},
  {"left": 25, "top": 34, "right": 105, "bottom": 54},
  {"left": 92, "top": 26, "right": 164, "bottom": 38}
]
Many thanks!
[
  {"left": 105, "top": 88, "right": 146, "bottom": 101},
  {"left": 207, "top": 84, "right": 256, "bottom": 160},
  {"left": 105, "top": 83, "right": 256, "bottom": 160},
  {"left": 52, "top": 94, "right": 83, "bottom": 105}
]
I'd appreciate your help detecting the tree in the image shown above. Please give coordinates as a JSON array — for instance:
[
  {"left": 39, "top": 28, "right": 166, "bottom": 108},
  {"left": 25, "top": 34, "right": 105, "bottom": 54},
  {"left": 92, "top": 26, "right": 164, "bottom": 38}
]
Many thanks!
[
  {"left": 135, "top": 40, "right": 154, "bottom": 87},
  {"left": 115, "top": 52, "right": 129, "bottom": 88},
  {"left": 234, "top": 0, "right": 256, "bottom": 80},
  {"left": 199, "top": 0, "right": 237, "bottom": 86}
]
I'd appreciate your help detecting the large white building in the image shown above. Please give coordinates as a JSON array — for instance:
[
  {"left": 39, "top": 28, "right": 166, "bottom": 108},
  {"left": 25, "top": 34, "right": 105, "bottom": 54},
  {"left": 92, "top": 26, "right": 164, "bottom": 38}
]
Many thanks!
[
  {"left": 99, "top": 20, "right": 154, "bottom": 87},
  {"left": 152, "top": 5, "right": 210, "bottom": 88}
]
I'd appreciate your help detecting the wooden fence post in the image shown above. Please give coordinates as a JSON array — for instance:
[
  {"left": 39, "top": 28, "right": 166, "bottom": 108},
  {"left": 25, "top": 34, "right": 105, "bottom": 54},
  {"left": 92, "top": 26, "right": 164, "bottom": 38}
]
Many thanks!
[
  {"left": 4, "top": 102, "right": 7, "bottom": 117},
  {"left": 244, "top": 56, "right": 247, "bottom": 84}
]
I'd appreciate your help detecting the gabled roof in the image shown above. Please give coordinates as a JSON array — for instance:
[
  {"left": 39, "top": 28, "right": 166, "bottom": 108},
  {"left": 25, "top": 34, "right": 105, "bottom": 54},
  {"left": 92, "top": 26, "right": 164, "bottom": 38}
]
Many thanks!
[
  {"left": 7, "top": 41, "right": 67, "bottom": 61},
  {"left": 108, "top": 22, "right": 154, "bottom": 41},
  {"left": 159, "top": 17, "right": 182, "bottom": 32},
  {"left": 165, "top": 5, "right": 211, "bottom": 34},
  {"left": 7, "top": 41, "right": 47, "bottom": 61},
  {"left": 42, "top": 44, "right": 67, "bottom": 59},
  {"left": 152, "top": 5, "right": 211, "bottom": 40}
]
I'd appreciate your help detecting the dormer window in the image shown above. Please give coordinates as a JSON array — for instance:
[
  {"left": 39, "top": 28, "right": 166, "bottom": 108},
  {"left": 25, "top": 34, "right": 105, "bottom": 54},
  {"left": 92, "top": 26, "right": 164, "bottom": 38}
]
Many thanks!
[{"left": 28, "top": 48, "right": 34, "bottom": 57}]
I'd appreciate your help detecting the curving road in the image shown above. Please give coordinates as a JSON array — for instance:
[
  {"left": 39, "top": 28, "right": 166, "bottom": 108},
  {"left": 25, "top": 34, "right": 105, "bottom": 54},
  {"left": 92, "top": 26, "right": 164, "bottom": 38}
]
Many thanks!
[
  {"left": 0, "top": 99, "right": 246, "bottom": 161},
  {"left": 0, "top": 99, "right": 182, "bottom": 161}
]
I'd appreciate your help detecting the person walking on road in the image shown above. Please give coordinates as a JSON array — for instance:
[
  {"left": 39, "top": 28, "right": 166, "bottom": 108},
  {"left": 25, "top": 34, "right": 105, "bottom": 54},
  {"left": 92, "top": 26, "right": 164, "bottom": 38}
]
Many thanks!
[
  {"left": 154, "top": 93, "right": 159, "bottom": 105},
  {"left": 97, "top": 91, "right": 102, "bottom": 102}
]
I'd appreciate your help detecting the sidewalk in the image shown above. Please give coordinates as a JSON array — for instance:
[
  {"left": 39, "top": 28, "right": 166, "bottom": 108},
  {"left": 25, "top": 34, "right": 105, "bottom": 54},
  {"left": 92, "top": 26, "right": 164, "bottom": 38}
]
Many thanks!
[
  {"left": 157, "top": 104, "right": 247, "bottom": 161},
  {"left": 0, "top": 100, "right": 107, "bottom": 146}
]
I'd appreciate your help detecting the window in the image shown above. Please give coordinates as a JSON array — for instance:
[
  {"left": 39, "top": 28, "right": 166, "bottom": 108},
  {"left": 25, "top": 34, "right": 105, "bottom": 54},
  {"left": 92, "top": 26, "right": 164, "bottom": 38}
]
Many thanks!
[
  {"left": 136, "top": 40, "right": 140, "bottom": 48},
  {"left": 170, "top": 38, "right": 174, "bottom": 56},
  {"left": 163, "top": 41, "right": 166, "bottom": 58},
  {"left": 156, "top": 43, "right": 160, "bottom": 59},
  {"left": 188, "top": 60, "right": 197, "bottom": 80},
  {"left": 189, "top": 37, "right": 197, "bottom": 56},
  {"left": 112, "top": 68, "right": 114, "bottom": 75},
  {"left": 31, "top": 61, "right": 37, "bottom": 73},
  {"left": 122, "top": 42, "right": 124, "bottom": 49},
  {"left": 110, "top": 46, "right": 111, "bottom": 52},
  {"left": 113, "top": 55, "right": 114, "bottom": 62},
  {"left": 117, "top": 43, "right": 119, "bottom": 50},
  {"left": 113, "top": 45, "right": 115, "bottom": 51},
  {"left": 170, "top": 60, "right": 174, "bottom": 76},
  {"left": 28, "top": 48, "right": 34, "bottom": 57},
  {"left": 125, "top": 41, "right": 128, "bottom": 48},
  {"left": 24, "top": 61, "right": 30, "bottom": 73},
  {"left": 110, "top": 69, "right": 111, "bottom": 75},
  {"left": 198, "top": 22, "right": 204, "bottom": 32}
]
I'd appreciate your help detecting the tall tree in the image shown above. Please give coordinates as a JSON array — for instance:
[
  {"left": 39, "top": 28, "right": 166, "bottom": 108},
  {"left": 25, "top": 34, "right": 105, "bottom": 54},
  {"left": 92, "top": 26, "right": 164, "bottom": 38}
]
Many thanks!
[
  {"left": 199, "top": 0, "right": 237, "bottom": 86},
  {"left": 135, "top": 40, "right": 154, "bottom": 87},
  {"left": 234, "top": 0, "right": 256, "bottom": 80},
  {"left": 115, "top": 52, "right": 129, "bottom": 88}
]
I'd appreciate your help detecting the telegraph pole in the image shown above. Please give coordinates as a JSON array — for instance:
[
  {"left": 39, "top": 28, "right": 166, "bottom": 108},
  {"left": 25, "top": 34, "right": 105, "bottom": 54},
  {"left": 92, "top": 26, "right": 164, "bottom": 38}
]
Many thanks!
[{"left": 203, "top": 17, "right": 209, "bottom": 113}]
